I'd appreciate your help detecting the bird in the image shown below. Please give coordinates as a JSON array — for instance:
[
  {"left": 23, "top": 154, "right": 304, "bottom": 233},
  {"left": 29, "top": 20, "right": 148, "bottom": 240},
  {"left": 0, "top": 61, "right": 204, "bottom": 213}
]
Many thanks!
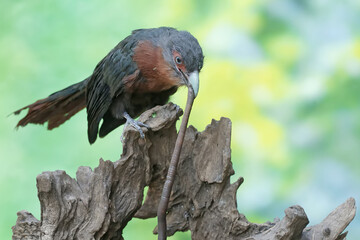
[{"left": 14, "top": 27, "right": 204, "bottom": 144}]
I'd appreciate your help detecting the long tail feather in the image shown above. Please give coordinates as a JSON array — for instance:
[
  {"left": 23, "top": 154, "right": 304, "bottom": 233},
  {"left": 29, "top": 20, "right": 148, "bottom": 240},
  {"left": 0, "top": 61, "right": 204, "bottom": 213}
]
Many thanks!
[{"left": 14, "top": 78, "right": 89, "bottom": 130}]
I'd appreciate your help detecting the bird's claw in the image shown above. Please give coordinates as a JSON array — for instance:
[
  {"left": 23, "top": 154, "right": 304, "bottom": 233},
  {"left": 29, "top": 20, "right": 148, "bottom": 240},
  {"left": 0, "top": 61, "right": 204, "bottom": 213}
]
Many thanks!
[
  {"left": 129, "top": 120, "right": 149, "bottom": 138},
  {"left": 123, "top": 112, "right": 150, "bottom": 138},
  {"left": 136, "top": 121, "right": 150, "bottom": 129}
]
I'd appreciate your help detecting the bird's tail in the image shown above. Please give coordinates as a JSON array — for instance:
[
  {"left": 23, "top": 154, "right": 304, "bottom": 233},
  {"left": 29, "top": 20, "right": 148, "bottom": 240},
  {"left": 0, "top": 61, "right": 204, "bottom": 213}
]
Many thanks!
[{"left": 14, "top": 78, "right": 89, "bottom": 130}]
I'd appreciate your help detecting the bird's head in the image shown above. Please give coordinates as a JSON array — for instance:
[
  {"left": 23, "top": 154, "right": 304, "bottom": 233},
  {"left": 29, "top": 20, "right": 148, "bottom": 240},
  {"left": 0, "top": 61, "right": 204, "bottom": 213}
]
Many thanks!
[
  {"left": 162, "top": 30, "right": 204, "bottom": 97},
  {"left": 132, "top": 28, "right": 204, "bottom": 96}
]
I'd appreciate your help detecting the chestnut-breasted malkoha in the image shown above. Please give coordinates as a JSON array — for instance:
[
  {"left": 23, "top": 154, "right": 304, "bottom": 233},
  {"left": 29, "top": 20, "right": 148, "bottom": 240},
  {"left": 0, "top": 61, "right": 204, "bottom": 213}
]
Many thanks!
[{"left": 14, "top": 27, "right": 204, "bottom": 143}]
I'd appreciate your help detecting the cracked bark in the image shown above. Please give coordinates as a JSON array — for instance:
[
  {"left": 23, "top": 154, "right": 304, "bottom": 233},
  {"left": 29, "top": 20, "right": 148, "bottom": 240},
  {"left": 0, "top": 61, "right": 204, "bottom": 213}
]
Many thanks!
[{"left": 12, "top": 103, "right": 356, "bottom": 240}]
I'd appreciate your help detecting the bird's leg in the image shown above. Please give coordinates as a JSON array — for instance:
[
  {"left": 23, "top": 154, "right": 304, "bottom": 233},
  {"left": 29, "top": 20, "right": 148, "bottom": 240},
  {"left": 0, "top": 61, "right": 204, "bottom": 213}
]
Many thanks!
[{"left": 123, "top": 111, "right": 150, "bottom": 138}]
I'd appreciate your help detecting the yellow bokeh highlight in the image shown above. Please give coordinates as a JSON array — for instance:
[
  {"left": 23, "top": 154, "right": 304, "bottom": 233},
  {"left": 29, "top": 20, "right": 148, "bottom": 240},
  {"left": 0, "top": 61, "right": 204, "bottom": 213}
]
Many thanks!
[
  {"left": 266, "top": 34, "right": 304, "bottom": 66},
  {"left": 183, "top": 58, "right": 289, "bottom": 167},
  {"left": 352, "top": 39, "right": 360, "bottom": 59}
]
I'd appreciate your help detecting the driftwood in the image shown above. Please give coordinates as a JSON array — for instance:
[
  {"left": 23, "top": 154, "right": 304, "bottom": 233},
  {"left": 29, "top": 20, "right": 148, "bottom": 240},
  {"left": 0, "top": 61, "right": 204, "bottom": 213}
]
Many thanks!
[{"left": 12, "top": 103, "right": 356, "bottom": 240}]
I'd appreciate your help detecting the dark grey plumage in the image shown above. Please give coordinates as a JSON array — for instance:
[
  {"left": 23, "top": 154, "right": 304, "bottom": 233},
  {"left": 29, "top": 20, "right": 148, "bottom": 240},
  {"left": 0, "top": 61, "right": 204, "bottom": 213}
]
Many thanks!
[{"left": 15, "top": 27, "right": 204, "bottom": 144}]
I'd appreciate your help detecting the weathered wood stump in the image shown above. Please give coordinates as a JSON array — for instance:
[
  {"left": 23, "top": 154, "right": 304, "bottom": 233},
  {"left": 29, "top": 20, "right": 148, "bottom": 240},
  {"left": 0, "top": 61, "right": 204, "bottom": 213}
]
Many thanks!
[{"left": 12, "top": 103, "right": 356, "bottom": 240}]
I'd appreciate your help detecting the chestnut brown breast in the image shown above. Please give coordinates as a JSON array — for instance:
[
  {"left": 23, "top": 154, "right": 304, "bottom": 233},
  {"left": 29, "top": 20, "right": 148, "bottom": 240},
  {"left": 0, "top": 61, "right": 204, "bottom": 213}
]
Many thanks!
[{"left": 129, "top": 41, "right": 180, "bottom": 93}]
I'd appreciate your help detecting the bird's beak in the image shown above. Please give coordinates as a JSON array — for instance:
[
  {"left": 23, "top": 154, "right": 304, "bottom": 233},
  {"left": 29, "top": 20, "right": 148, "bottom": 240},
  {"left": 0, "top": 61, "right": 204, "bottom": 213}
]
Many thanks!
[{"left": 187, "top": 71, "right": 199, "bottom": 97}]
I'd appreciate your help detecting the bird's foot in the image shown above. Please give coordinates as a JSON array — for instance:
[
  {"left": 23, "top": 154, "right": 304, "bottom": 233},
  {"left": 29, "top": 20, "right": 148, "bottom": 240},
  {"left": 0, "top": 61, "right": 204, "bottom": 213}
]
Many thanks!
[{"left": 123, "top": 112, "right": 150, "bottom": 138}]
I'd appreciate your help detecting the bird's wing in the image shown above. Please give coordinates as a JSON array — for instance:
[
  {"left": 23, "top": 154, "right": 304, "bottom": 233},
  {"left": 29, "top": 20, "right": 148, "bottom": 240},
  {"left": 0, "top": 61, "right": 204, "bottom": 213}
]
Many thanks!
[
  {"left": 86, "top": 61, "right": 112, "bottom": 144},
  {"left": 86, "top": 37, "right": 138, "bottom": 144}
]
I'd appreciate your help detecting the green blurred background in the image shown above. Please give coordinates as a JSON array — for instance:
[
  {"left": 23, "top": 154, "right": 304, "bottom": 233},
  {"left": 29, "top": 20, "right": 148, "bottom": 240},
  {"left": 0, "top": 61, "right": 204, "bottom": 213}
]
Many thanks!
[{"left": 1, "top": 0, "right": 359, "bottom": 239}]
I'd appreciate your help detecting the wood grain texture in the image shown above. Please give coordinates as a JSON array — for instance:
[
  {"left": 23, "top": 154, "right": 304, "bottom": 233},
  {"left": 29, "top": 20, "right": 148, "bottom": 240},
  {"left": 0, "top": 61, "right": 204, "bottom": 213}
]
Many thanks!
[{"left": 12, "top": 103, "right": 357, "bottom": 240}]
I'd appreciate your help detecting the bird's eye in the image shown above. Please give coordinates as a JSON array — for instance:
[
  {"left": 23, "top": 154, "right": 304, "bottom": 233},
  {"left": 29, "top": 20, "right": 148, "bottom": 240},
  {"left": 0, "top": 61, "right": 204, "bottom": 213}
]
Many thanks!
[{"left": 175, "top": 56, "right": 182, "bottom": 64}]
